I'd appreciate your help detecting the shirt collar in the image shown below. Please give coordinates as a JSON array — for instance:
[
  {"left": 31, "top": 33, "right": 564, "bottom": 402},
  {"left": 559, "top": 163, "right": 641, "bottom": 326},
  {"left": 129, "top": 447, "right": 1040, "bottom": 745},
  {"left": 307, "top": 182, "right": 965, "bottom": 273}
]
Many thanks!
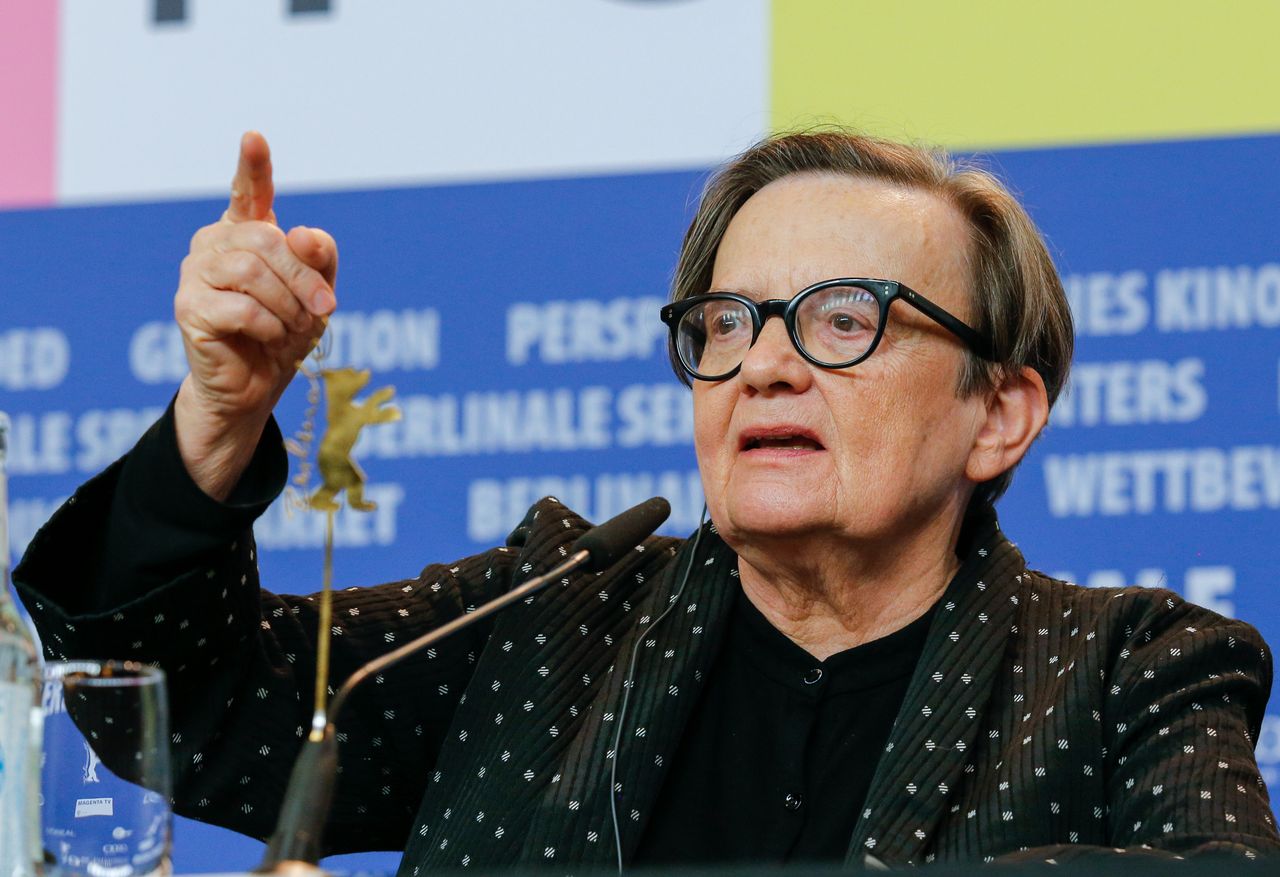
[{"left": 722, "top": 501, "right": 1002, "bottom": 696}]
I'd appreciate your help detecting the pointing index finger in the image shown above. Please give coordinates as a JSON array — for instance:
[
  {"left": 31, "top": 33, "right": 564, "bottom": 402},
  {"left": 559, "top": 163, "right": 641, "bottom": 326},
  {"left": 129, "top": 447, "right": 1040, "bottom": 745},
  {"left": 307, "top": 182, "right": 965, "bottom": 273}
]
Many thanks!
[{"left": 225, "top": 131, "right": 276, "bottom": 224}]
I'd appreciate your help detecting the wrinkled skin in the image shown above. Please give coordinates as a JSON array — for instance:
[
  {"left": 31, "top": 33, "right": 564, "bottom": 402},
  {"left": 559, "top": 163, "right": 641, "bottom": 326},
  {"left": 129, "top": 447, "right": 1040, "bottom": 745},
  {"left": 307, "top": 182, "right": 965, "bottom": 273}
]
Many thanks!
[{"left": 692, "top": 173, "right": 1047, "bottom": 657}]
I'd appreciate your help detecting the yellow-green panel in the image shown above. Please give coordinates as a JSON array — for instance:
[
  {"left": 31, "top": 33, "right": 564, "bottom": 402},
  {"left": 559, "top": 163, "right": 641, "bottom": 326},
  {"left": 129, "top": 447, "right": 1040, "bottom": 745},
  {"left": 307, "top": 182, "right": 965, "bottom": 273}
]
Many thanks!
[{"left": 772, "top": 0, "right": 1280, "bottom": 149}]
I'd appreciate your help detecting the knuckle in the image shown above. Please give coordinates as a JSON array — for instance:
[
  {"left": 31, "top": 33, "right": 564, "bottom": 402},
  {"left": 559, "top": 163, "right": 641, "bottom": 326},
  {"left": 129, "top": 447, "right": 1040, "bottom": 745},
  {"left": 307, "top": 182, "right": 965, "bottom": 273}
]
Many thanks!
[
  {"left": 229, "top": 295, "right": 262, "bottom": 330},
  {"left": 251, "top": 309, "right": 287, "bottom": 342},
  {"left": 284, "top": 258, "right": 313, "bottom": 286},
  {"left": 228, "top": 250, "right": 264, "bottom": 284},
  {"left": 180, "top": 252, "right": 217, "bottom": 291},
  {"left": 189, "top": 222, "right": 220, "bottom": 252},
  {"left": 244, "top": 221, "right": 285, "bottom": 252}
]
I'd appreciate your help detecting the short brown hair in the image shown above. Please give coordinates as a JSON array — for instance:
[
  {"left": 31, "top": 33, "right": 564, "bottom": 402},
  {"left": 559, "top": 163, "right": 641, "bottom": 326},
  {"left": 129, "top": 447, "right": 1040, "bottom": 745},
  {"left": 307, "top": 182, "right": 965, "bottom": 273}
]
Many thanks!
[{"left": 670, "top": 130, "right": 1074, "bottom": 504}]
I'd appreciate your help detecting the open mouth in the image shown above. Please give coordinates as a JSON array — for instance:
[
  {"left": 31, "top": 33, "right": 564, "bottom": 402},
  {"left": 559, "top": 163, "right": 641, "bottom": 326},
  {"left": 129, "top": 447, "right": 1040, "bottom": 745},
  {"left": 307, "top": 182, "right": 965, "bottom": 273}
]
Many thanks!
[{"left": 742, "top": 434, "right": 824, "bottom": 452}]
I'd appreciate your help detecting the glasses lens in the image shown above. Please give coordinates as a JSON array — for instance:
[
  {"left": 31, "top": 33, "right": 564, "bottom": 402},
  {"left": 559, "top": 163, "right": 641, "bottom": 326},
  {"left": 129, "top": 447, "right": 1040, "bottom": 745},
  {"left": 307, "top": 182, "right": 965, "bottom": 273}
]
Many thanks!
[
  {"left": 677, "top": 297, "right": 754, "bottom": 378},
  {"left": 793, "top": 284, "right": 881, "bottom": 366}
]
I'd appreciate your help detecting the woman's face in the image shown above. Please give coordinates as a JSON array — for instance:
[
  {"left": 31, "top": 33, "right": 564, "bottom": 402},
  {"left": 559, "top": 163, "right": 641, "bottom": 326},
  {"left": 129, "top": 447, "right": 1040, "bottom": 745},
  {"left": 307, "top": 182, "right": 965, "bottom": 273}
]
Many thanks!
[{"left": 692, "top": 172, "right": 988, "bottom": 551}]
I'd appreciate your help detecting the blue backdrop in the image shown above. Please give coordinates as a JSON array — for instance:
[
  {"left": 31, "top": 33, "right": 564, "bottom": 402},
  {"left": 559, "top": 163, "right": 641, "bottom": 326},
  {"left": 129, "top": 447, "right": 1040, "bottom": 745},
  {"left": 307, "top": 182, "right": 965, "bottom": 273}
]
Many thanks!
[{"left": 2, "top": 134, "right": 1278, "bottom": 873}]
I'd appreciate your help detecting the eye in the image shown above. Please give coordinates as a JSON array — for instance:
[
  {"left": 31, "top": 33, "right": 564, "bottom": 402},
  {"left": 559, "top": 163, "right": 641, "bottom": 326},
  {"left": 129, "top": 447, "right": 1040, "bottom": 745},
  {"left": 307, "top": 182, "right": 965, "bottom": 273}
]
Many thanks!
[
  {"left": 714, "top": 311, "right": 744, "bottom": 335},
  {"left": 829, "top": 312, "right": 859, "bottom": 332},
  {"left": 701, "top": 301, "right": 750, "bottom": 340},
  {"left": 817, "top": 291, "right": 876, "bottom": 333},
  {"left": 793, "top": 286, "right": 880, "bottom": 361}
]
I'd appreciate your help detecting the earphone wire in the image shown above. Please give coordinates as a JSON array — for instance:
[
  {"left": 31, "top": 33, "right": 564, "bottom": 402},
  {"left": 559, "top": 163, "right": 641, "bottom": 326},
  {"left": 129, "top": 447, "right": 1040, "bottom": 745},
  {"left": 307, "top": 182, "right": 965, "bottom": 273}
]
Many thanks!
[{"left": 609, "top": 504, "right": 709, "bottom": 874}]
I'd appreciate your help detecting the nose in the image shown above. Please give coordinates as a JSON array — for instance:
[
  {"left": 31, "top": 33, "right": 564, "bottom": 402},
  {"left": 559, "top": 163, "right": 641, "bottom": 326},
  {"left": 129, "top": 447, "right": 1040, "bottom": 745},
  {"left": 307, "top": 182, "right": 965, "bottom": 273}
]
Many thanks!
[{"left": 737, "top": 315, "right": 813, "bottom": 394}]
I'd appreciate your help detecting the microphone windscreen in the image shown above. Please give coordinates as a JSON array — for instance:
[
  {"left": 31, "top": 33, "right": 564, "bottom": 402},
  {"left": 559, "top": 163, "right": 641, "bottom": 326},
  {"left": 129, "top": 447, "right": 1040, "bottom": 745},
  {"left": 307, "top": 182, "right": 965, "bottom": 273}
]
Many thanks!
[{"left": 572, "top": 497, "right": 671, "bottom": 572}]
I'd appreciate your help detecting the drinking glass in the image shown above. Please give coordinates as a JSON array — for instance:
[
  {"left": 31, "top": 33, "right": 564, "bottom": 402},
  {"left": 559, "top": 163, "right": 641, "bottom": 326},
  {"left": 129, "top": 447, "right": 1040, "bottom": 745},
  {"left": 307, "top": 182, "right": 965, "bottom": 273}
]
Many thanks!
[{"left": 41, "top": 661, "right": 171, "bottom": 877}]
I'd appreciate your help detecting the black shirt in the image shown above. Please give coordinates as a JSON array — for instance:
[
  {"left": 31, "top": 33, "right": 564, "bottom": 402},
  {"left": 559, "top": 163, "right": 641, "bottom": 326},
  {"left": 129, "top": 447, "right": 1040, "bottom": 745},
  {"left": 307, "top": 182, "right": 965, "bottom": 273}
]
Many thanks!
[
  {"left": 635, "top": 587, "right": 933, "bottom": 865},
  {"left": 91, "top": 405, "right": 932, "bottom": 865}
]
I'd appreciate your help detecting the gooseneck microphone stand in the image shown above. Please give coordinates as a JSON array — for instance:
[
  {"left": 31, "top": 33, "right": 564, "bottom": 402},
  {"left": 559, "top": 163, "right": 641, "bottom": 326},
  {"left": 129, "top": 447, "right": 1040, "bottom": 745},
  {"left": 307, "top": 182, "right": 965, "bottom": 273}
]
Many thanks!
[{"left": 256, "top": 497, "right": 672, "bottom": 875}]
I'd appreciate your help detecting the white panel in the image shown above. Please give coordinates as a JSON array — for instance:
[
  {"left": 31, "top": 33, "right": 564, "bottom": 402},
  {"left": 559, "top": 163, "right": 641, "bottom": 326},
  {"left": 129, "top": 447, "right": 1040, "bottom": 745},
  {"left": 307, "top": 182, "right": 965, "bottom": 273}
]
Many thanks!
[{"left": 57, "top": 0, "right": 768, "bottom": 202}]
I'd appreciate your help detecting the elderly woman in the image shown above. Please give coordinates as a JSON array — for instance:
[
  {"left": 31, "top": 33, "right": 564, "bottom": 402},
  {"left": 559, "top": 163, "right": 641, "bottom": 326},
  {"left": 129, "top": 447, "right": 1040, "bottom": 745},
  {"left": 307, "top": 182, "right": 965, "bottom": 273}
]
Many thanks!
[{"left": 15, "top": 131, "right": 1278, "bottom": 870}]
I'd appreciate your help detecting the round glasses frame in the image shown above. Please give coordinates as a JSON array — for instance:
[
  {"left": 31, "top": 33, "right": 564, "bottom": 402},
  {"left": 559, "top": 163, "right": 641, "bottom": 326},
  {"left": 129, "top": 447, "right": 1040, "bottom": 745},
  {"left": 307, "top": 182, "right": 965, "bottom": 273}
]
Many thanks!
[{"left": 660, "top": 277, "right": 998, "bottom": 382}]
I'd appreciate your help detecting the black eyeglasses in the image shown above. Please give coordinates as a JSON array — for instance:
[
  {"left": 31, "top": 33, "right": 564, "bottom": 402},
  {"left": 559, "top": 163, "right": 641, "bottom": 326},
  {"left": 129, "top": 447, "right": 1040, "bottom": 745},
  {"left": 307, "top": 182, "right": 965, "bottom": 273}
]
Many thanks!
[{"left": 660, "top": 278, "right": 997, "bottom": 382}]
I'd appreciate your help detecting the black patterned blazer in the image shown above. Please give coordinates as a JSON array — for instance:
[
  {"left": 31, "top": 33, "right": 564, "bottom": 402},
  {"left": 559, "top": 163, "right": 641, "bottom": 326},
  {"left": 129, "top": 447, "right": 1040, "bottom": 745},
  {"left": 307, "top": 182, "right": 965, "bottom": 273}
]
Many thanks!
[{"left": 15, "top": 474, "right": 1280, "bottom": 871}]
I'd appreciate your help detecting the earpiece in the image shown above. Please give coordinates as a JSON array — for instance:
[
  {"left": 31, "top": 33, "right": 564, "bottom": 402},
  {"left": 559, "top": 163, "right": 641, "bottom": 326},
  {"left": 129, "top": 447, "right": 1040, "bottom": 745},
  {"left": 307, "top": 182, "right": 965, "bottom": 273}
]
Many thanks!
[{"left": 609, "top": 504, "right": 709, "bottom": 873}]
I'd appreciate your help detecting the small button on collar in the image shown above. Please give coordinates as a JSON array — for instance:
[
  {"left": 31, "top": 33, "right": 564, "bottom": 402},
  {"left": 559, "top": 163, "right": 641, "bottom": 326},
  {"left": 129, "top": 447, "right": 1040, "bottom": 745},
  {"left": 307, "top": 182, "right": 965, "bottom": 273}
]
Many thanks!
[
  {"left": 784, "top": 792, "right": 803, "bottom": 811},
  {"left": 803, "top": 667, "right": 823, "bottom": 685}
]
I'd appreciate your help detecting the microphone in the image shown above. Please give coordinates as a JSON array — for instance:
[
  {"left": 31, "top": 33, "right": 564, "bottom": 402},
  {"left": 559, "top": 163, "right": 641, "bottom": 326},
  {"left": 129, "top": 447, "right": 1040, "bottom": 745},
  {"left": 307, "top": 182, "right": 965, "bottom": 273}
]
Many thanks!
[
  {"left": 257, "top": 497, "right": 672, "bottom": 874},
  {"left": 573, "top": 496, "right": 671, "bottom": 572}
]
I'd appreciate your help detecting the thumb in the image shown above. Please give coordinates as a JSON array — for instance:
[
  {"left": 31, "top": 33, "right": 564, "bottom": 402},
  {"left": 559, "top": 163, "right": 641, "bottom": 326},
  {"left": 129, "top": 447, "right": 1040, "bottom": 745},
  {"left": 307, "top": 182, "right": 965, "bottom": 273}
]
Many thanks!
[{"left": 287, "top": 226, "right": 339, "bottom": 289}]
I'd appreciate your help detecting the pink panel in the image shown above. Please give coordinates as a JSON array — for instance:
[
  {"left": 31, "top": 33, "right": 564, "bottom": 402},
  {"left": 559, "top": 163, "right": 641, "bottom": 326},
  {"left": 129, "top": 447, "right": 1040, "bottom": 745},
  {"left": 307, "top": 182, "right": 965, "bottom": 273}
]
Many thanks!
[{"left": 0, "top": 0, "right": 57, "bottom": 209}]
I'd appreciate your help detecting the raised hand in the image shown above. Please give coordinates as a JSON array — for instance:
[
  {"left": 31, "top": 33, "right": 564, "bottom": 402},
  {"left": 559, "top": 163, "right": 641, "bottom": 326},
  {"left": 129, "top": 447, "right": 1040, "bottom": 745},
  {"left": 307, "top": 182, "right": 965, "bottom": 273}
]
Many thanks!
[{"left": 173, "top": 132, "right": 338, "bottom": 500}]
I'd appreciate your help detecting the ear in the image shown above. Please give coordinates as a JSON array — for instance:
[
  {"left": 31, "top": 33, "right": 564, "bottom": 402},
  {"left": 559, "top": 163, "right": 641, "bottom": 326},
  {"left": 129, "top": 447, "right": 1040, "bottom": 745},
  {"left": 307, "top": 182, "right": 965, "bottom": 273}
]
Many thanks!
[{"left": 965, "top": 365, "right": 1049, "bottom": 485}]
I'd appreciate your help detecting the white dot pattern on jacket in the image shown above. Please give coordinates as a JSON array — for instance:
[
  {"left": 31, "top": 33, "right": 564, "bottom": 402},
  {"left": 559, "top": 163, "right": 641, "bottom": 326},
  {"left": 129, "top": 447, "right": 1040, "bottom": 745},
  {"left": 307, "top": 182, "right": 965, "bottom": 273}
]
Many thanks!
[{"left": 16, "top": 494, "right": 1279, "bottom": 871}]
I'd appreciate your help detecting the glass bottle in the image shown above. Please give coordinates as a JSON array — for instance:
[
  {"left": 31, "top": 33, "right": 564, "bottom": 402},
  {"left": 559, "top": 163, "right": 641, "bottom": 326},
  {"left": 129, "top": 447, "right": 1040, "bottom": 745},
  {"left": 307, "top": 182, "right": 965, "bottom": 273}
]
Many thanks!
[{"left": 0, "top": 412, "right": 43, "bottom": 876}]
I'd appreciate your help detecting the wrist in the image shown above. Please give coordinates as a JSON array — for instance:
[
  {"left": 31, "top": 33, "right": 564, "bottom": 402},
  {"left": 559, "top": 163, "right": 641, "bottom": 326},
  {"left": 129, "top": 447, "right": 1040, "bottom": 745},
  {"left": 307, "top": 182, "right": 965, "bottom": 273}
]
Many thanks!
[{"left": 174, "top": 377, "right": 273, "bottom": 502}]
